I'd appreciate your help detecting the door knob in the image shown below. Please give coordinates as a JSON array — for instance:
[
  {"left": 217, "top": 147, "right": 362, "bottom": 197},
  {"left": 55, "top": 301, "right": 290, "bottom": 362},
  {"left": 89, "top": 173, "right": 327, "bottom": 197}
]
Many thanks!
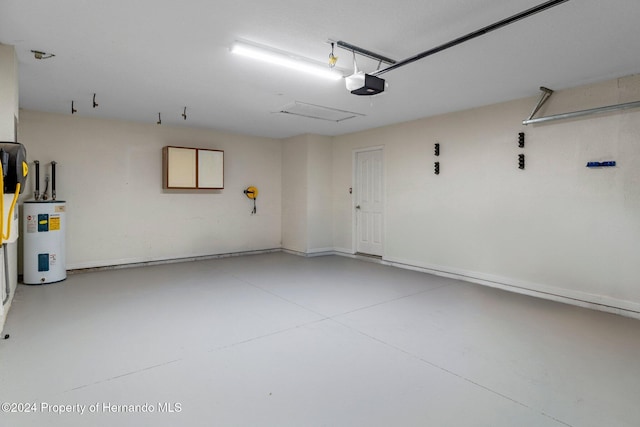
[{"left": 355, "top": 205, "right": 361, "bottom": 209}]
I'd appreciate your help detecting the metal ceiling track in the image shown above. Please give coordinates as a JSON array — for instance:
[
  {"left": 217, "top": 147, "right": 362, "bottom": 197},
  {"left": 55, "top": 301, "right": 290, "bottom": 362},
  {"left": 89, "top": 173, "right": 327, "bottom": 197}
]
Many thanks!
[
  {"left": 335, "top": 41, "right": 396, "bottom": 65},
  {"left": 372, "top": 0, "right": 570, "bottom": 77}
]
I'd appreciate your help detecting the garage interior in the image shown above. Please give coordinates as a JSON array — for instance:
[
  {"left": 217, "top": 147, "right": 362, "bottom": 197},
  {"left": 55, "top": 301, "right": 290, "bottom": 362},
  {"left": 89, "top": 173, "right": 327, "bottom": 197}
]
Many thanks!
[{"left": 1, "top": 1, "right": 639, "bottom": 426}]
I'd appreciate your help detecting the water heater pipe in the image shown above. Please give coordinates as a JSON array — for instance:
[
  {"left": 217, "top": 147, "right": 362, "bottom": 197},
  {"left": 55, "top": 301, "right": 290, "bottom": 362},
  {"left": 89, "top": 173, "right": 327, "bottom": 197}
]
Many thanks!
[
  {"left": 51, "top": 161, "right": 57, "bottom": 201},
  {"left": 34, "top": 160, "right": 40, "bottom": 200}
]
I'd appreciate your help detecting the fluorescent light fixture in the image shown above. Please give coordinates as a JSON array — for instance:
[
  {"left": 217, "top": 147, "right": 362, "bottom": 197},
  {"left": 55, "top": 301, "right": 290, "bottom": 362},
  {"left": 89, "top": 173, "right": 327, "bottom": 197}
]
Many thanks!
[{"left": 231, "top": 41, "right": 343, "bottom": 81}]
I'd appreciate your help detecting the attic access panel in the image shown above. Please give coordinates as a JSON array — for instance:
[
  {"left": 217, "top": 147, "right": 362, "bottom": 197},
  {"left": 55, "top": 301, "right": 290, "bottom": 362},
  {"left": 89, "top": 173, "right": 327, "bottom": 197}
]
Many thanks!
[{"left": 277, "top": 101, "right": 364, "bottom": 122}]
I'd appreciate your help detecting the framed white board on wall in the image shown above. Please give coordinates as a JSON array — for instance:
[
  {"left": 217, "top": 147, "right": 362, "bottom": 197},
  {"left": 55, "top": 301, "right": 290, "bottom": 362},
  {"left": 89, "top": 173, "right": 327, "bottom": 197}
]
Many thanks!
[
  {"left": 163, "top": 146, "right": 224, "bottom": 189},
  {"left": 197, "top": 149, "right": 224, "bottom": 188}
]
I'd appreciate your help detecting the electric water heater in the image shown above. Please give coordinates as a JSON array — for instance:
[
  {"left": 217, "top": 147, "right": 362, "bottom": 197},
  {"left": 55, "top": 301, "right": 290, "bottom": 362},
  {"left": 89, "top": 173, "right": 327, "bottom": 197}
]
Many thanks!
[{"left": 23, "top": 201, "right": 66, "bottom": 284}]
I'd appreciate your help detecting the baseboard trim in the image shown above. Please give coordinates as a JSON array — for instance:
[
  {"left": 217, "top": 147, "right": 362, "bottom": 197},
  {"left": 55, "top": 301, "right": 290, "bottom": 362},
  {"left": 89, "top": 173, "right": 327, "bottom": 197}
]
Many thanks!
[
  {"left": 282, "top": 248, "right": 334, "bottom": 258},
  {"left": 380, "top": 255, "right": 640, "bottom": 320},
  {"left": 67, "top": 248, "right": 282, "bottom": 274}
]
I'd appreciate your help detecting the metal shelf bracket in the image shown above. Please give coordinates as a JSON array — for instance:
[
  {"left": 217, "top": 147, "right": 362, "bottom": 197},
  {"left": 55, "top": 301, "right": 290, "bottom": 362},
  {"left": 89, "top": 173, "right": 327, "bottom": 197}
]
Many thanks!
[
  {"left": 525, "top": 86, "right": 554, "bottom": 122},
  {"left": 523, "top": 86, "right": 640, "bottom": 125}
]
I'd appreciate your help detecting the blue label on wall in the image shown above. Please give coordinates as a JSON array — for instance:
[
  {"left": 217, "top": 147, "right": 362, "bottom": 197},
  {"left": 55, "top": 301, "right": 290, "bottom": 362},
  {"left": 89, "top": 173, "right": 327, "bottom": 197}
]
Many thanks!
[
  {"left": 586, "top": 161, "right": 616, "bottom": 168},
  {"left": 38, "top": 253, "right": 49, "bottom": 272},
  {"left": 38, "top": 214, "right": 49, "bottom": 232}
]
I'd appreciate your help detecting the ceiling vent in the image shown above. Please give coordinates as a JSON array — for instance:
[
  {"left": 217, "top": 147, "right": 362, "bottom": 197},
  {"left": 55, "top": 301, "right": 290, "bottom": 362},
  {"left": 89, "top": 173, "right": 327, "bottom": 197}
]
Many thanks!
[{"left": 277, "top": 101, "right": 364, "bottom": 122}]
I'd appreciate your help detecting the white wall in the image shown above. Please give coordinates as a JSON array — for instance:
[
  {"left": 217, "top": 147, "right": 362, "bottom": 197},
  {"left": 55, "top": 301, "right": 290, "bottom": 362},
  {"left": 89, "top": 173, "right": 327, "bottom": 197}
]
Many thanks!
[
  {"left": 281, "top": 134, "right": 333, "bottom": 254},
  {"left": 18, "top": 110, "right": 282, "bottom": 269},
  {"left": 333, "top": 74, "right": 640, "bottom": 315},
  {"left": 0, "top": 44, "right": 18, "bottom": 141},
  {"left": 306, "top": 134, "right": 333, "bottom": 253},
  {"left": 282, "top": 135, "right": 308, "bottom": 253}
]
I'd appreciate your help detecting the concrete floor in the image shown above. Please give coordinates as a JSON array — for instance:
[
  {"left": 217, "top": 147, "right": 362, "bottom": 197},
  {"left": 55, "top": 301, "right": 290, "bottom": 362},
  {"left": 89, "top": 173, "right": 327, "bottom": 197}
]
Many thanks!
[{"left": 1, "top": 252, "right": 639, "bottom": 426}]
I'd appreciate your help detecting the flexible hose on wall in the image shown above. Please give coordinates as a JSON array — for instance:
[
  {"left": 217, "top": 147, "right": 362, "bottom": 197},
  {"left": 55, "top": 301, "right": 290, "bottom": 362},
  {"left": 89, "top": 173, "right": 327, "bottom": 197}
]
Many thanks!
[
  {"left": 0, "top": 163, "right": 5, "bottom": 305},
  {"left": 0, "top": 167, "right": 20, "bottom": 305},
  {"left": 0, "top": 145, "right": 27, "bottom": 305},
  {"left": 2, "top": 183, "right": 20, "bottom": 242}
]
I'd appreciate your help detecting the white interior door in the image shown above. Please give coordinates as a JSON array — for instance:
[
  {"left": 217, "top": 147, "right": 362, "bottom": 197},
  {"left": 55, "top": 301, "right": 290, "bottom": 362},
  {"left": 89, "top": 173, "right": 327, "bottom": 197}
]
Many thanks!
[{"left": 355, "top": 149, "right": 384, "bottom": 256}]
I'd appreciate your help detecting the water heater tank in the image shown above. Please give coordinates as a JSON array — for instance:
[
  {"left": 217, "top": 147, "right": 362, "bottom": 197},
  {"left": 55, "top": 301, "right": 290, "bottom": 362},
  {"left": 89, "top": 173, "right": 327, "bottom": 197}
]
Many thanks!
[{"left": 23, "top": 201, "right": 66, "bottom": 284}]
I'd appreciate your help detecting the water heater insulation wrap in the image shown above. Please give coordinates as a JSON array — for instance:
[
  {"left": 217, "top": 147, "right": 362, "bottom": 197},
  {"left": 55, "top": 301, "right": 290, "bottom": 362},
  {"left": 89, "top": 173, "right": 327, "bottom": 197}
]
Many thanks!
[{"left": 23, "top": 201, "right": 66, "bottom": 284}]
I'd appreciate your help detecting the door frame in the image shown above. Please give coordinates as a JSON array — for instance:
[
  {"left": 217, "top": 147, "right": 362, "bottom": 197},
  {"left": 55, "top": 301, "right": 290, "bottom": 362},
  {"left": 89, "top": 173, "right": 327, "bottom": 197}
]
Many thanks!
[{"left": 352, "top": 145, "right": 385, "bottom": 256}]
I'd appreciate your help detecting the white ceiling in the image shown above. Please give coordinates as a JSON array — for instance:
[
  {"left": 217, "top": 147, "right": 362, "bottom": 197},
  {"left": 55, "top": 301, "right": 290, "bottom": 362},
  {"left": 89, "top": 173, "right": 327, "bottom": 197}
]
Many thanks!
[{"left": 1, "top": 0, "right": 639, "bottom": 139}]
